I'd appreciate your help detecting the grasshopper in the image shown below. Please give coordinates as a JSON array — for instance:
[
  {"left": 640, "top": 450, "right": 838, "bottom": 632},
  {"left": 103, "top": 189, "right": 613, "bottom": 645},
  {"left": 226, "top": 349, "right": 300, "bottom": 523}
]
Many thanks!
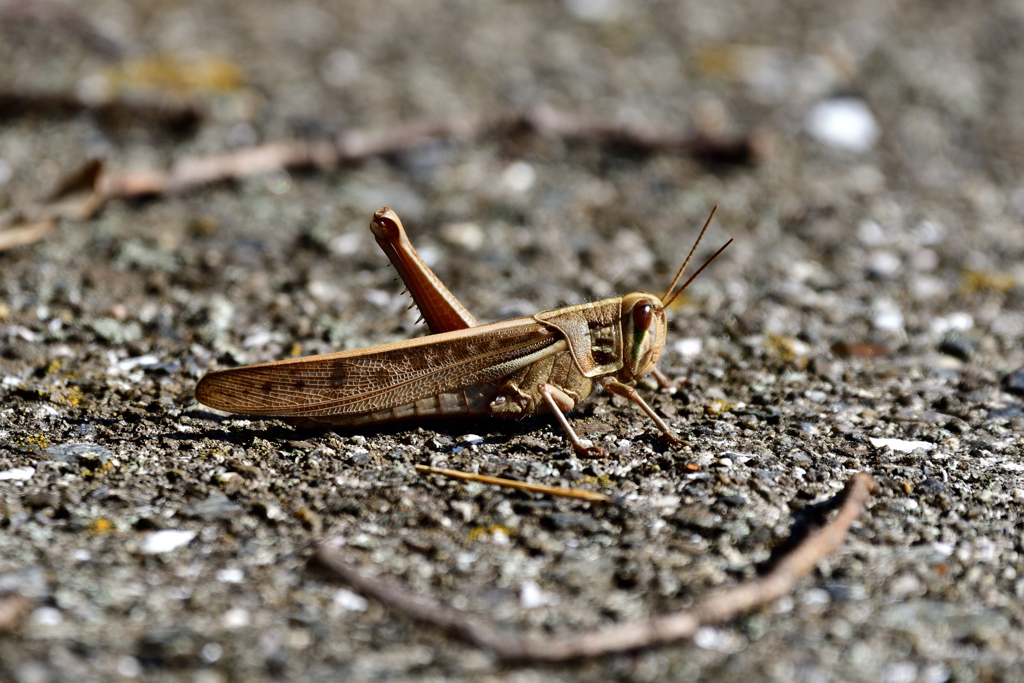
[{"left": 195, "top": 207, "right": 731, "bottom": 456}]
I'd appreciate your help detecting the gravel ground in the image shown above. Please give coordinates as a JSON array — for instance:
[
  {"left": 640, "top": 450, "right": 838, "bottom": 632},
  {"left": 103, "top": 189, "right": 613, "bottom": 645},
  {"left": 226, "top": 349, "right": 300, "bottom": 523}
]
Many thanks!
[{"left": 2, "top": 0, "right": 1024, "bottom": 681}]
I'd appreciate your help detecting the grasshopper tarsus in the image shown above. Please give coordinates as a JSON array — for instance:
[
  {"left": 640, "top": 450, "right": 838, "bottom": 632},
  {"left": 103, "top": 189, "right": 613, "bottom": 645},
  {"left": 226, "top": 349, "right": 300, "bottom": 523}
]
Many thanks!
[
  {"left": 195, "top": 206, "right": 731, "bottom": 457},
  {"left": 575, "top": 444, "right": 606, "bottom": 459}
]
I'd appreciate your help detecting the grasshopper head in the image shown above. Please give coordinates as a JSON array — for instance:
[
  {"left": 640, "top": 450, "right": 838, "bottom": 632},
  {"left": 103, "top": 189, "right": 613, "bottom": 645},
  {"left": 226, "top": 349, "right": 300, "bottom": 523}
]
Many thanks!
[
  {"left": 619, "top": 292, "right": 668, "bottom": 381},
  {"left": 619, "top": 207, "right": 733, "bottom": 383}
]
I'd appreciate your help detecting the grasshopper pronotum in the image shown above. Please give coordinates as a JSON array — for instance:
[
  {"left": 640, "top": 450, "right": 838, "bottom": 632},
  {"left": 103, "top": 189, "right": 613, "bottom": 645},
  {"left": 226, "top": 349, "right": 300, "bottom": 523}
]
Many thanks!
[{"left": 196, "top": 207, "right": 731, "bottom": 456}]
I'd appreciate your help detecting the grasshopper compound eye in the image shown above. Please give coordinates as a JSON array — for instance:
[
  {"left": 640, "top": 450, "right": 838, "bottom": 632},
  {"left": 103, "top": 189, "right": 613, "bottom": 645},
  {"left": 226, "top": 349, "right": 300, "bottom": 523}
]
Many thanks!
[{"left": 632, "top": 299, "right": 653, "bottom": 332}]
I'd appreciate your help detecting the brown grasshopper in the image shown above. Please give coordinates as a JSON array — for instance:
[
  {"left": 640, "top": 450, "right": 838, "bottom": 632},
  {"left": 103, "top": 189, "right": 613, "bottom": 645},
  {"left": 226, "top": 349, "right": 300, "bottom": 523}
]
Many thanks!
[{"left": 195, "top": 207, "right": 731, "bottom": 457}]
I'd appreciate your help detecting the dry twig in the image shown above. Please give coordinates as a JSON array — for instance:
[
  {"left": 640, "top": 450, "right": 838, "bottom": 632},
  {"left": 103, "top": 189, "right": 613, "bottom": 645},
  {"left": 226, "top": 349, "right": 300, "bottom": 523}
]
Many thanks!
[
  {"left": 314, "top": 472, "right": 877, "bottom": 662},
  {"left": 415, "top": 463, "right": 616, "bottom": 504},
  {"left": 0, "top": 219, "right": 55, "bottom": 251},
  {"left": 1, "top": 105, "right": 759, "bottom": 251}
]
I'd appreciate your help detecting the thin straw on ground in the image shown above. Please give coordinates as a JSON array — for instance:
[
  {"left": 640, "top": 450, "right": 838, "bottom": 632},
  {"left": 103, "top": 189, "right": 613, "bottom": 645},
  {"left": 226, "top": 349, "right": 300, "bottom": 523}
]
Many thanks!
[
  {"left": 315, "top": 472, "right": 877, "bottom": 662},
  {"left": 414, "top": 464, "right": 616, "bottom": 504}
]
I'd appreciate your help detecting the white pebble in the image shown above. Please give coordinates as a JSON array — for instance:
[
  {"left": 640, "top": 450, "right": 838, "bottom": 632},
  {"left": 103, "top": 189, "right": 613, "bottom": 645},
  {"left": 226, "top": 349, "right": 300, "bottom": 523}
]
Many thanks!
[
  {"left": 222, "top": 607, "right": 250, "bottom": 629},
  {"left": 692, "top": 626, "right": 741, "bottom": 652},
  {"left": 333, "top": 588, "right": 369, "bottom": 612},
  {"left": 500, "top": 161, "right": 536, "bottom": 194},
  {"left": 806, "top": 98, "right": 880, "bottom": 152},
  {"left": 674, "top": 338, "right": 703, "bottom": 358},
  {"left": 117, "top": 355, "right": 160, "bottom": 372},
  {"left": 857, "top": 219, "right": 887, "bottom": 247},
  {"left": 116, "top": 656, "right": 142, "bottom": 678},
  {"left": 242, "top": 331, "right": 272, "bottom": 349},
  {"left": 519, "top": 580, "right": 551, "bottom": 609},
  {"left": 216, "top": 567, "right": 244, "bottom": 584},
  {"left": 869, "top": 251, "right": 902, "bottom": 277},
  {"left": 801, "top": 587, "right": 831, "bottom": 605},
  {"left": 882, "top": 662, "right": 918, "bottom": 683},
  {"left": 31, "top": 607, "right": 63, "bottom": 626},
  {"left": 869, "top": 437, "right": 935, "bottom": 453},
  {"left": 871, "top": 299, "right": 904, "bottom": 332},
  {"left": 930, "top": 312, "right": 973, "bottom": 336},
  {"left": 141, "top": 530, "right": 196, "bottom": 554},
  {"left": 0, "top": 467, "right": 34, "bottom": 481}
]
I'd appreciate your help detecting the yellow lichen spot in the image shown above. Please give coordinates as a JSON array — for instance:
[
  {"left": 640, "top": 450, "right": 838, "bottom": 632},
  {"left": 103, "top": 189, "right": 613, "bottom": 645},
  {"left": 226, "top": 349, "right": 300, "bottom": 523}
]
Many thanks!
[
  {"left": 468, "top": 524, "right": 512, "bottom": 543},
  {"left": 19, "top": 434, "right": 51, "bottom": 452},
  {"left": 961, "top": 270, "right": 1015, "bottom": 295},
  {"left": 54, "top": 386, "right": 84, "bottom": 407},
  {"left": 82, "top": 460, "right": 113, "bottom": 479},
  {"left": 0, "top": 301, "right": 9, "bottom": 320},
  {"left": 583, "top": 474, "right": 613, "bottom": 487},
  {"left": 88, "top": 518, "right": 114, "bottom": 535},
  {"left": 767, "top": 334, "right": 797, "bottom": 363},
  {"left": 45, "top": 359, "right": 63, "bottom": 376},
  {"left": 289, "top": 343, "right": 303, "bottom": 357},
  {"left": 705, "top": 400, "right": 732, "bottom": 416}
]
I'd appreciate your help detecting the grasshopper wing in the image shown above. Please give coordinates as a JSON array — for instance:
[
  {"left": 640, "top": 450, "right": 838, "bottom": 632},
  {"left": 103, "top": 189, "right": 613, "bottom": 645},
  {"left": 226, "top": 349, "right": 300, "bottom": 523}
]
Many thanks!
[{"left": 194, "top": 317, "right": 564, "bottom": 421}]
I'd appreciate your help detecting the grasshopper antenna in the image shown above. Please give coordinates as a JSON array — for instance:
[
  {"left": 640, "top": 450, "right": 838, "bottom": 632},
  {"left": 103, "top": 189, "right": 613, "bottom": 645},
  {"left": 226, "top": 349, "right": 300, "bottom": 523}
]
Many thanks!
[{"left": 659, "top": 205, "right": 732, "bottom": 310}]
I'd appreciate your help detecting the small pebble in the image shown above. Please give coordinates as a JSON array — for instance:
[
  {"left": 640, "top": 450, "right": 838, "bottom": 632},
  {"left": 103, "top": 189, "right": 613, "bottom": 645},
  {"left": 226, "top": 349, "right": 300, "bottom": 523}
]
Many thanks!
[
  {"left": 0, "top": 467, "right": 34, "bottom": 481},
  {"left": 805, "top": 98, "right": 880, "bottom": 152},
  {"left": 216, "top": 568, "right": 244, "bottom": 584},
  {"left": 869, "top": 438, "right": 935, "bottom": 453},
  {"left": 930, "top": 313, "right": 973, "bottom": 336},
  {"left": 333, "top": 588, "right": 368, "bottom": 612},
  {"left": 871, "top": 298, "right": 905, "bottom": 332},
  {"left": 1002, "top": 370, "right": 1024, "bottom": 396},
  {"left": 674, "top": 338, "right": 703, "bottom": 358},
  {"left": 500, "top": 161, "right": 536, "bottom": 194},
  {"left": 869, "top": 251, "right": 902, "bottom": 277},
  {"left": 222, "top": 607, "right": 250, "bottom": 629},
  {"left": 520, "top": 580, "right": 553, "bottom": 609},
  {"left": 30, "top": 607, "right": 63, "bottom": 626},
  {"left": 141, "top": 530, "right": 196, "bottom": 554}
]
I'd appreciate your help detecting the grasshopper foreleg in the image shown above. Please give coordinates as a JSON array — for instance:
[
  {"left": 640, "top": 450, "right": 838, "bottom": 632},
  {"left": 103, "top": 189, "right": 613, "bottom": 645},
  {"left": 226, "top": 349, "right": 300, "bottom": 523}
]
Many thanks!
[
  {"left": 538, "top": 383, "right": 605, "bottom": 458},
  {"left": 601, "top": 378, "right": 685, "bottom": 447}
]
